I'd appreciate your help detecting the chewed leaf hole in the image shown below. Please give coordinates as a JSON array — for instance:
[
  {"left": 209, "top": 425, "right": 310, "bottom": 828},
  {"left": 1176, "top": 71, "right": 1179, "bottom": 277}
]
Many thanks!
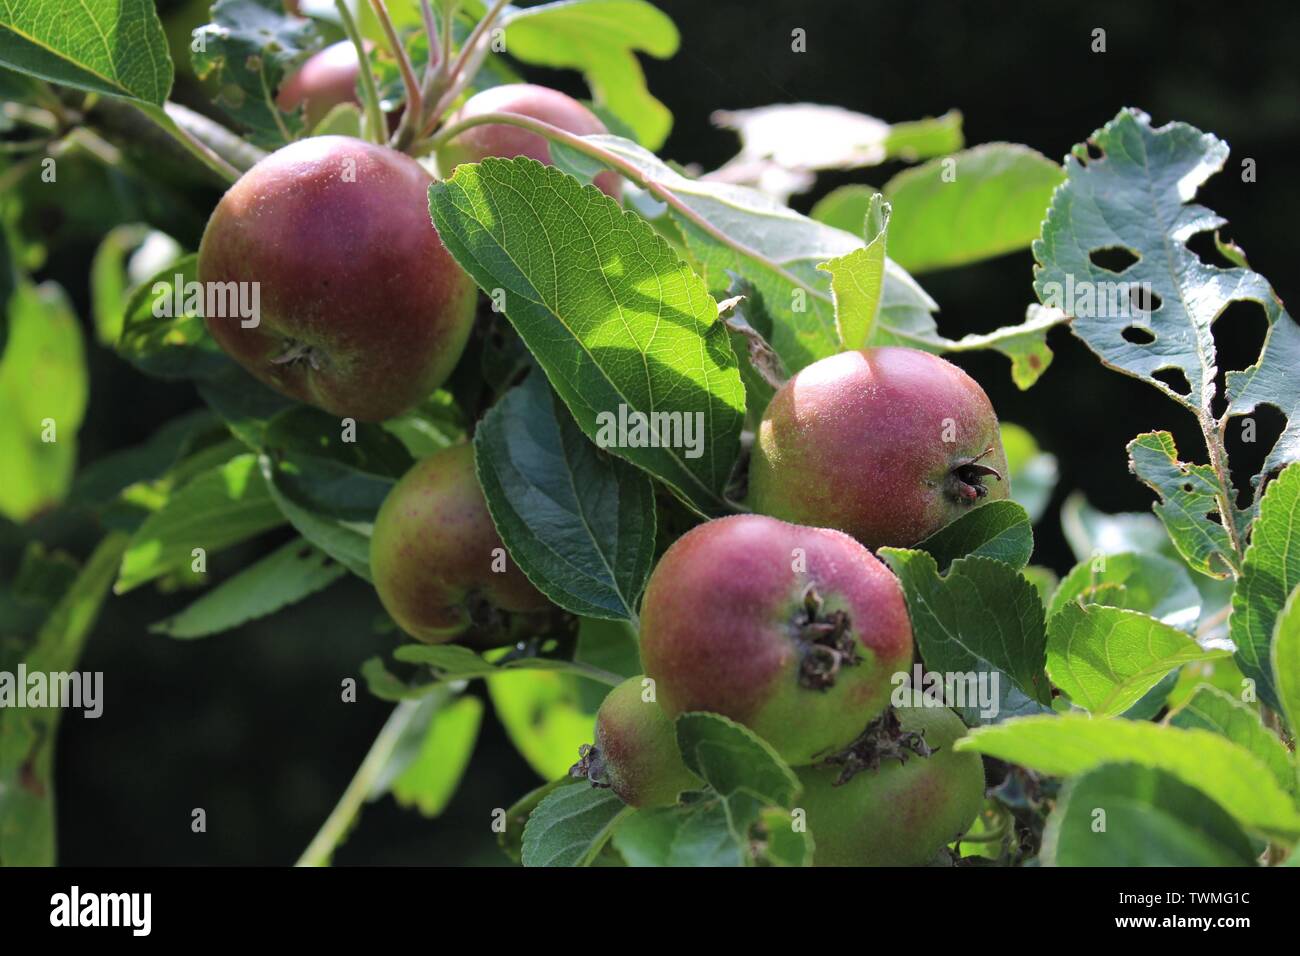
[
  {"left": 1089, "top": 246, "right": 1139, "bottom": 274},
  {"left": 1153, "top": 367, "right": 1192, "bottom": 396},
  {"left": 1122, "top": 325, "right": 1156, "bottom": 345}
]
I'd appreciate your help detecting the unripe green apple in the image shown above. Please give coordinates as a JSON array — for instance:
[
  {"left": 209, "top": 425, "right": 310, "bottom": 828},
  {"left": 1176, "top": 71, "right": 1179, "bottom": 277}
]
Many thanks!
[
  {"left": 748, "top": 346, "right": 1009, "bottom": 550},
  {"left": 370, "top": 443, "right": 550, "bottom": 642},
  {"left": 572, "top": 676, "right": 700, "bottom": 808},
  {"left": 639, "top": 514, "right": 913, "bottom": 766},
  {"left": 275, "top": 42, "right": 362, "bottom": 128},
  {"left": 197, "top": 136, "right": 477, "bottom": 421},
  {"left": 796, "top": 702, "right": 985, "bottom": 866},
  {"left": 435, "top": 83, "right": 622, "bottom": 200}
]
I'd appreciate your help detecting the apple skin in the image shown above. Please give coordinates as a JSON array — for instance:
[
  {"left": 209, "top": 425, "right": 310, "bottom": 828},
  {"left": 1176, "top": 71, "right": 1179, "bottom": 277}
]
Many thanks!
[
  {"left": 578, "top": 676, "right": 700, "bottom": 808},
  {"left": 748, "top": 346, "right": 1010, "bottom": 550},
  {"left": 796, "top": 701, "right": 985, "bottom": 866},
  {"left": 197, "top": 136, "right": 477, "bottom": 422},
  {"left": 276, "top": 41, "right": 362, "bottom": 128},
  {"left": 370, "top": 443, "right": 551, "bottom": 643},
  {"left": 639, "top": 514, "right": 913, "bottom": 766},
  {"left": 435, "top": 83, "right": 622, "bottom": 200}
]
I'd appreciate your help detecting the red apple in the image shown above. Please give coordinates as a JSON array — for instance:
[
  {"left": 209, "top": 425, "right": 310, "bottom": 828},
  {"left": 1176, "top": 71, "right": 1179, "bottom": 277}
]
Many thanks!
[
  {"left": 749, "top": 347, "right": 1009, "bottom": 550},
  {"left": 370, "top": 443, "right": 551, "bottom": 643},
  {"left": 639, "top": 514, "right": 913, "bottom": 766},
  {"left": 435, "top": 83, "right": 622, "bottom": 200},
  {"left": 276, "top": 41, "right": 363, "bottom": 128},
  {"left": 197, "top": 136, "right": 477, "bottom": 421}
]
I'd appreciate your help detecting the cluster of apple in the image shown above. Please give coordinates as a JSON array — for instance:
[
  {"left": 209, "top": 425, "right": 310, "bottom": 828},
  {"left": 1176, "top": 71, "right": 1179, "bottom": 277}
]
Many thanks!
[{"left": 197, "top": 48, "right": 998, "bottom": 865}]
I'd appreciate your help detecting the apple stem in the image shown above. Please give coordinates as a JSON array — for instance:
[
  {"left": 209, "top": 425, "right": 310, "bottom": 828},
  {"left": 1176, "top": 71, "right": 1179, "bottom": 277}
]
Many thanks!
[{"left": 334, "top": 0, "right": 386, "bottom": 145}]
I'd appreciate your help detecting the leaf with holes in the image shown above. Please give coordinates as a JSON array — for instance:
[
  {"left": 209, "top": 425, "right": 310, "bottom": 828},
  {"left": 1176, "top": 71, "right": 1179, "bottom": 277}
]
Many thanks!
[
  {"left": 191, "top": 0, "right": 319, "bottom": 148},
  {"left": 1033, "top": 107, "right": 1298, "bottom": 491},
  {"left": 1127, "top": 431, "right": 1240, "bottom": 579}
]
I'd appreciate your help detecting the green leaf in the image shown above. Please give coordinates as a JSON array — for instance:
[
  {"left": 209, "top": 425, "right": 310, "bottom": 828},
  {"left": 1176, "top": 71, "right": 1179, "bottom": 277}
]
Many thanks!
[
  {"left": 520, "top": 782, "right": 631, "bottom": 867},
  {"left": 1048, "top": 551, "right": 1202, "bottom": 631},
  {"left": 957, "top": 714, "right": 1300, "bottom": 840},
  {"left": 1232, "top": 463, "right": 1300, "bottom": 712},
  {"left": 191, "top": 0, "right": 319, "bottom": 148},
  {"left": 255, "top": 409, "right": 410, "bottom": 581},
  {"left": 878, "top": 550, "right": 1052, "bottom": 724},
  {"left": 673, "top": 712, "right": 800, "bottom": 864},
  {"left": 0, "top": 281, "right": 87, "bottom": 521},
  {"left": 116, "top": 453, "right": 283, "bottom": 593},
  {"left": 1059, "top": 491, "right": 1169, "bottom": 563},
  {"left": 498, "top": 0, "right": 679, "bottom": 149},
  {"left": 1169, "top": 685, "right": 1295, "bottom": 794},
  {"left": 1045, "top": 603, "right": 1227, "bottom": 717},
  {"left": 574, "top": 616, "right": 641, "bottom": 713},
  {"left": 70, "top": 409, "right": 220, "bottom": 509},
  {"left": 116, "top": 254, "right": 228, "bottom": 381},
  {"left": 1000, "top": 422, "right": 1058, "bottom": 523},
  {"left": 752, "top": 806, "right": 815, "bottom": 866},
  {"left": 816, "top": 194, "right": 889, "bottom": 349},
  {"left": 810, "top": 185, "right": 880, "bottom": 234},
  {"left": 497, "top": 777, "right": 568, "bottom": 863},
  {"left": 1275, "top": 585, "right": 1300, "bottom": 738},
  {"left": 0, "top": 0, "right": 172, "bottom": 103},
  {"left": 581, "top": 135, "right": 1064, "bottom": 386},
  {"left": 383, "top": 696, "right": 483, "bottom": 817},
  {"left": 1041, "top": 764, "right": 1257, "bottom": 866},
  {"left": 90, "top": 224, "right": 178, "bottom": 345},
  {"left": 674, "top": 712, "right": 799, "bottom": 808},
  {"left": 474, "top": 371, "right": 656, "bottom": 621},
  {"left": 1228, "top": 290, "right": 1300, "bottom": 482},
  {"left": 149, "top": 538, "right": 346, "bottom": 638},
  {"left": 1128, "top": 431, "right": 1239, "bottom": 579},
  {"left": 883, "top": 144, "right": 1064, "bottom": 274},
  {"left": 392, "top": 642, "right": 623, "bottom": 687},
  {"left": 1034, "top": 107, "right": 1299, "bottom": 488},
  {"left": 488, "top": 670, "right": 598, "bottom": 781},
  {"left": 610, "top": 806, "right": 682, "bottom": 866},
  {"left": 913, "top": 500, "right": 1034, "bottom": 572},
  {"left": 429, "top": 157, "right": 745, "bottom": 516},
  {"left": 0, "top": 533, "right": 127, "bottom": 865}
]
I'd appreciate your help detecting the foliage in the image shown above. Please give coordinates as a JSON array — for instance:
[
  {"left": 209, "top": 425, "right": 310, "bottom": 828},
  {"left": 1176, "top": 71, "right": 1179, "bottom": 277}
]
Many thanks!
[{"left": 0, "top": 0, "right": 1296, "bottom": 869}]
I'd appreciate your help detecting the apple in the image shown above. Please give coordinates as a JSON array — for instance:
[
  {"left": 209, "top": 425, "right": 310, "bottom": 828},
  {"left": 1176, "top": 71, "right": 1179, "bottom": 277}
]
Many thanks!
[
  {"left": 370, "top": 443, "right": 551, "bottom": 643},
  {"left": 748, "top": 346, "right": 1009, "bottom": 550},
  {"left": 639, "top": 513, "right": 913, "bottom": 766},
  {"left": 197, "top": 135, "right": 477, "bottom": 422},
  {"left": 435, "top": 83, "right": 622, "bottom": 199}
]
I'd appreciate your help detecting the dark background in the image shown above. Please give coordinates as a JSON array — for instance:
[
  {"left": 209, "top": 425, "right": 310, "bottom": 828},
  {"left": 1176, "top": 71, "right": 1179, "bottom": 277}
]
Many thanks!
[{"left": 21, "top": 0, "right": 1299, "bottom": 864}]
